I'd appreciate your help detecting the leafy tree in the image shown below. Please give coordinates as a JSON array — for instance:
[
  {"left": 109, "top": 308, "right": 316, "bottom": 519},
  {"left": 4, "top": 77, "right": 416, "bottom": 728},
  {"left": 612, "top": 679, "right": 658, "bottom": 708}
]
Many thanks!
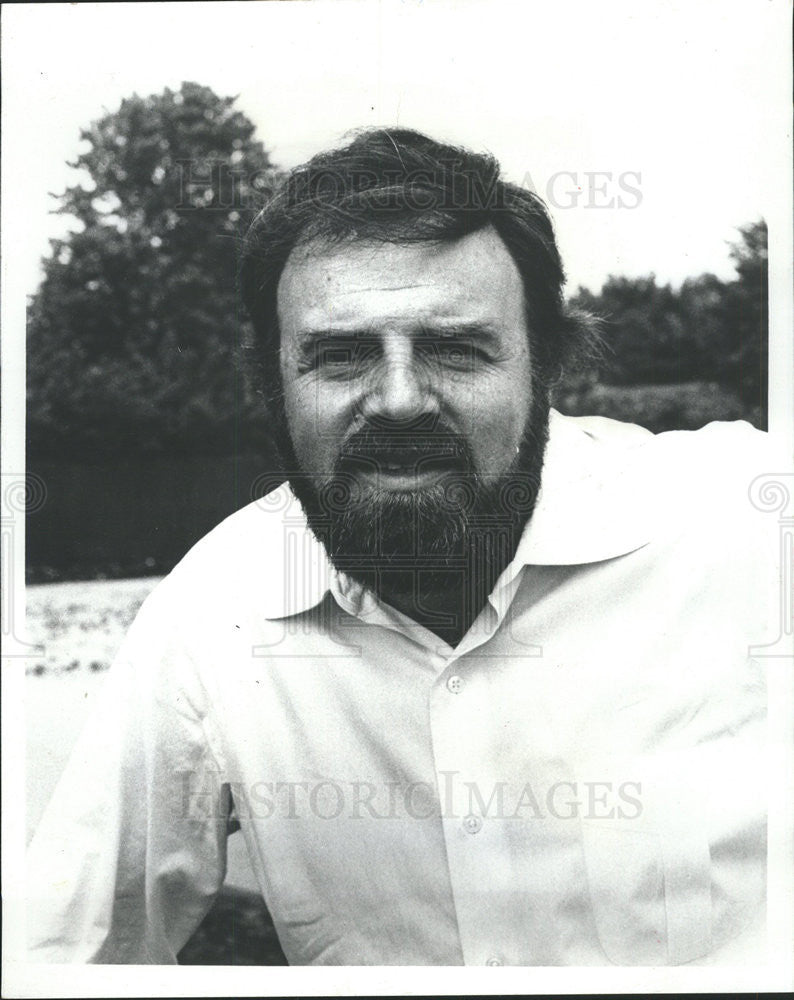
[
  {"left": 717, "top": 220, "right": 768, "bottom": 423},
  {"left": 27, "top": 82, "right": 279, "bottom": 458},
  {"left": 569, "top": 275, "right": 705, "bottom": 386},
  {"left": 562, "top": 221, "right": 768, "bottom": 430}
]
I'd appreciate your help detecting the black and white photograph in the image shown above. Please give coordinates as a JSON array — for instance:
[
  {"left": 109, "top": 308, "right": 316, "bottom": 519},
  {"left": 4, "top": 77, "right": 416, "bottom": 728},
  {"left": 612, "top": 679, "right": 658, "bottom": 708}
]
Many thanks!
[{"left": 2, "top": 0, "right": 793, "bottom": 996}]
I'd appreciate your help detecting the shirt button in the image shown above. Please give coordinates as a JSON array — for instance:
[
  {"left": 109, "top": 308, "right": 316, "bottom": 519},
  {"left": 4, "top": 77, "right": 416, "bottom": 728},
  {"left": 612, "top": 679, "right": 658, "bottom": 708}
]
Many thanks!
[
  {"left": 486, "top": 956, "right": 503, "bottom": 966},
  {"left": 446, "top": 674, "right": 464, "bottom": 694},
  {"left": 463, "top": 813, "right": 482, "bottom": 834}
]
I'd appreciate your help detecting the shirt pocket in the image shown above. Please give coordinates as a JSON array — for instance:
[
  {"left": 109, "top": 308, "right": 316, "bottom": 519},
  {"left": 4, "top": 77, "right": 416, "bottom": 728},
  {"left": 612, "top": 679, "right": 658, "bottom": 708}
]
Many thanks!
[
  {"left": 575, "top": 749, "right": 716, "bottom": 966},
  {"left": 579, "top": 819, "right": 712, "bottom": 965}
]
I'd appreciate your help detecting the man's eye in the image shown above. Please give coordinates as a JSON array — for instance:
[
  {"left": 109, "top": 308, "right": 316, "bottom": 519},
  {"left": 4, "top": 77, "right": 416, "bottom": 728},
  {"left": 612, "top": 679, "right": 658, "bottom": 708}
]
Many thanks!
[
  {"left": 322, "top": 346, "right": 355, "bottom": 366},
  {"left": 316, "top": 340, "right": 378, "bottom": 369},
  {"left": 434, "top": 341, "right": 478, "bottom": 367}
]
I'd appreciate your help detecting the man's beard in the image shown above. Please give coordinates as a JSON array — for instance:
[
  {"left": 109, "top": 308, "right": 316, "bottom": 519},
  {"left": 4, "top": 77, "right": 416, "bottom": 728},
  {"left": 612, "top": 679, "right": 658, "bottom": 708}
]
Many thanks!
[{"left": 283, "top": 388, "right": 550, "bottom": 614}]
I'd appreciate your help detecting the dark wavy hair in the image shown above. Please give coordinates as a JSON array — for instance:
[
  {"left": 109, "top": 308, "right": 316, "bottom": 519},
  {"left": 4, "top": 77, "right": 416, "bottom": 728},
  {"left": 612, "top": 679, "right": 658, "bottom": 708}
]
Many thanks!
[{"left": 240, "top": 127, "right": 594, "bottom": 428}]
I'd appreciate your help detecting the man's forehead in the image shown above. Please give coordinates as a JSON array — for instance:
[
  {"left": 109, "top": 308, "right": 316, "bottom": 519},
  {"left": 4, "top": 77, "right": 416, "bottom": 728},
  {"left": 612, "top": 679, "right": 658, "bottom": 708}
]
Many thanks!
[
  {"left": 277, "top": 227, "right": 524, "bottom": 327},
  {"left": 282, "top": 225, "right": 514, "bottom": 273}
]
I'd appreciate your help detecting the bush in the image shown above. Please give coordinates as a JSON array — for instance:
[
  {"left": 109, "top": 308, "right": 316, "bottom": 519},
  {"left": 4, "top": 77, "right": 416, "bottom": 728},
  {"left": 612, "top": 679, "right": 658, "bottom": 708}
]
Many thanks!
[{"left": 553, "top": 380, "right": 752, "bottom": 434}]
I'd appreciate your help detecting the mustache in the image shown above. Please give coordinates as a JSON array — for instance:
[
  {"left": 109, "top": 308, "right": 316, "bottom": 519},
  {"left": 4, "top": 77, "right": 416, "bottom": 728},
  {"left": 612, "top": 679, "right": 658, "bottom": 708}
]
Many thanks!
[{"left": 337, "top": 424, "right": 473, "bottom": 466}]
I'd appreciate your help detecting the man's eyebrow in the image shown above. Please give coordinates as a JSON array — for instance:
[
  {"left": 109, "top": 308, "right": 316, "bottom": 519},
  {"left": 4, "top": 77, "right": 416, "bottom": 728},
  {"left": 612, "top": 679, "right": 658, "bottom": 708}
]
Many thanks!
[
  {"left": 296, "top": 321, "right": 502, "bottom": 345},
  {"left": 421, "top": 321, "right": 501, "bottom": 343},
  {"left": 294, "top": 328, "right": 375, "bottom": 359},
  {"left": 296, "top": 327, "right": 373, "bottom": 345}
]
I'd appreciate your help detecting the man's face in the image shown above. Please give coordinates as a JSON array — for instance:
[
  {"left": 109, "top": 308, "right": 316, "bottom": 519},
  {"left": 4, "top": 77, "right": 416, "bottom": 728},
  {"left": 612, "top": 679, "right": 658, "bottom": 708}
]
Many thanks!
[
  {"left": 276, "top": 225, "right": 549, "bottom": 605},
  {"left": 278, "top": 226, "right": 535, "bottom": 493}
]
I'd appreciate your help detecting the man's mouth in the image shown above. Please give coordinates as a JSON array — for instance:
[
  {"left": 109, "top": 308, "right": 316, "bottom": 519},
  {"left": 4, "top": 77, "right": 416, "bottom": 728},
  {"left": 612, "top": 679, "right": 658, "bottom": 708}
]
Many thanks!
[
  {"left": 339, "top": 446, "right": 464, "bottom": 486},
  {"left": 334, "top": 429, "right": 473, "bottom": 489}
]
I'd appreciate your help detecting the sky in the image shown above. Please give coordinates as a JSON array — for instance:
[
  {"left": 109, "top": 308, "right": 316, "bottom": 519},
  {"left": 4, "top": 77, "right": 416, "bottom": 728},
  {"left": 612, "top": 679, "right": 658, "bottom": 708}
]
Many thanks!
[{"left": 3, "top": 0, "right": 791, "bottom": 300}]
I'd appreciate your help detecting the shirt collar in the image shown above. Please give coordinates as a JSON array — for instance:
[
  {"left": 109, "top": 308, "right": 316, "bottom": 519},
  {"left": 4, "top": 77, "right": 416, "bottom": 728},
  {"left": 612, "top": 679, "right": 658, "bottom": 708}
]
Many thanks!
[
  {"left": 513, "top": 408, "right": 655, "bottom": 567},
  {"left": 262, "top": 409, "right": 655, "bottom": 620}
]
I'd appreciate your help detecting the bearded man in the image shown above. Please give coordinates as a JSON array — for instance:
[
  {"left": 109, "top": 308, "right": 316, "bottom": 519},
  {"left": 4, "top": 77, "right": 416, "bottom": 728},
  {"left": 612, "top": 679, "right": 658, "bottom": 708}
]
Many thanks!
[{"left": 28, "top": 128, "right": 776, "bottom": 966}]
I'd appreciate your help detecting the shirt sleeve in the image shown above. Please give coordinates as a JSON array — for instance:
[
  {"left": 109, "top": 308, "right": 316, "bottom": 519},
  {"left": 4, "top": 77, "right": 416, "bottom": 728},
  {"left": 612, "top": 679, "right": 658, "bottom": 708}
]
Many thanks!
[{"left": 26, "top": 581, "right": 230, "bottom": 963}]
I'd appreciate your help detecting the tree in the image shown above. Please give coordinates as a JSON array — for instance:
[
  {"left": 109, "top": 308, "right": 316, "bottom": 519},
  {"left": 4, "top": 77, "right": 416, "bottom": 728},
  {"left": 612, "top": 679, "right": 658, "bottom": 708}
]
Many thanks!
[
  {"left": 568, "top": 275, "right": 705, "bottom": 386},
  {"left": 27, "top": 82, "right": 280, "bottom": 458},
  {"left": 560, "top": 221, "right": 768, "bottom": 430},
  {"left": 718, "top": 220, "right": 768, "bottom": 424}
]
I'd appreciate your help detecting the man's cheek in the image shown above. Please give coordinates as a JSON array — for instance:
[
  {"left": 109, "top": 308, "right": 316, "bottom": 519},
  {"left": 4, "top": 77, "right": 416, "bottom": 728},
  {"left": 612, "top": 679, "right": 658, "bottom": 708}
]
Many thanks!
[
  {"left": 471, "top": 422, "right": 518, "bottom": 471},
  {"left": 305, "top": 435, "right": 341, "bottom": 481}
]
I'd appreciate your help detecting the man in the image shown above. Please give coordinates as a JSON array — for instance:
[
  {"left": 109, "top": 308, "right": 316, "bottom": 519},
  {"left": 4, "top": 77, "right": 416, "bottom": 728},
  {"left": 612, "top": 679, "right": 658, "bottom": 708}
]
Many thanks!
[{"left": 28, "top": 128, "right": 777, "bottom": 965}]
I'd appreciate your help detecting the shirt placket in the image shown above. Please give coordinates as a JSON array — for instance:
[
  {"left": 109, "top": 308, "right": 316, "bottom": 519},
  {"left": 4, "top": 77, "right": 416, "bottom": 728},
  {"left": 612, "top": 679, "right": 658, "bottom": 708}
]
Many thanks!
[
  {"left": 425, "top": 591, "right": 540, "bottom": 967},
  {"left": 335, "top": 570, "right": 539, "bottom": 965}
]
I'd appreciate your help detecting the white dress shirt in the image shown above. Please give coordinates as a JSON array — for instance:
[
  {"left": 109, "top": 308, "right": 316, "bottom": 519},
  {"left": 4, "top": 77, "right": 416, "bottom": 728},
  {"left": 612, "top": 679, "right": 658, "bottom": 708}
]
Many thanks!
[{"left": 27, "top": 411, "right": 780, "bottom": 965}]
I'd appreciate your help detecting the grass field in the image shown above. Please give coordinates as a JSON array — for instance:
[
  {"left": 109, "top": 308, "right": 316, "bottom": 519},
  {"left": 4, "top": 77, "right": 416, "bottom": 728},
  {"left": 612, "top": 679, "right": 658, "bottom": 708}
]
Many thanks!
[
  {"left": 25, "top": 576, "right": 287, "bottom": 965},
  {"left": 25, "top": 576, "right": 161, "bottom": 676}
]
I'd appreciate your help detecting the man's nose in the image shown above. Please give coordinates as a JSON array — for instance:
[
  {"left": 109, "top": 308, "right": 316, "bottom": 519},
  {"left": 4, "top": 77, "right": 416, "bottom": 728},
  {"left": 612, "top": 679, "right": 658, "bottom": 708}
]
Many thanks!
[{"left": 361, "top": 343, "right": 437, "bottom": 424}]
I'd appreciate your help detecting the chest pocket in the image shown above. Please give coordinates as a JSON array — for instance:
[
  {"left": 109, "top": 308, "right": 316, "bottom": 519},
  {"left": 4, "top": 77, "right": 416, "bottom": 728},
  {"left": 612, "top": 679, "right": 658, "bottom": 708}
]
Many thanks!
[
  {"left": 580, "top": 819, "right": 712, "bottom": 965},
  {"left": 573, "top": 745, "right": 749, "bottom": 966}
]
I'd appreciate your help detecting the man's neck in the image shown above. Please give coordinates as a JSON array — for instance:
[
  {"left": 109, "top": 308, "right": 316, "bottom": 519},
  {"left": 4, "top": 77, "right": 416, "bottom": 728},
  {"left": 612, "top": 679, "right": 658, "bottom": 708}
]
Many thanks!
[
  {"left": 378, "top": 581, "right": 479, "bottom": 648},
  {"left": 371, "top": 548, "right": 516, "bottom": 647}
]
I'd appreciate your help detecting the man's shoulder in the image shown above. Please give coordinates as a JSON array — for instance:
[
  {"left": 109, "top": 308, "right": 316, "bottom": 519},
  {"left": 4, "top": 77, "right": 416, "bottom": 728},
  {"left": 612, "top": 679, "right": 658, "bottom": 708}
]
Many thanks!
[
  {"left": 554, "top": 408, "right": 765, "bottom": 451},
  {"left": 552, "top": 409, "right": 772, "bottom": 482},
  {"left": 637, "top": 416, "right": 775, "bottom": 504},
  {"left": 536, "top": 411, "right": 779, "bottom": 563},
  {"left": 153, "top": 482, "right": 316, "bottom": 611},
  {"left": 189, "top": 480, "right": 300, "bottom": 549}
]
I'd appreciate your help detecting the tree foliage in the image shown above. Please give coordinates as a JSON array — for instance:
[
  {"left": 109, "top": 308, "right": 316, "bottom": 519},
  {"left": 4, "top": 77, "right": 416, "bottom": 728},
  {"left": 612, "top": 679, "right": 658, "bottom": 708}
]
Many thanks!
[
  {"left": 27, "top": 90, "right": 768, "bottom": 459},
  {"left": 27, "top": 82, "right": 279, "bottom": 458},
  {"left": 559, "top": 220, "right": 768, "bottom": 430},
  {"left": 718, "top": 220, "right": 769, "bottom": 413}
]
